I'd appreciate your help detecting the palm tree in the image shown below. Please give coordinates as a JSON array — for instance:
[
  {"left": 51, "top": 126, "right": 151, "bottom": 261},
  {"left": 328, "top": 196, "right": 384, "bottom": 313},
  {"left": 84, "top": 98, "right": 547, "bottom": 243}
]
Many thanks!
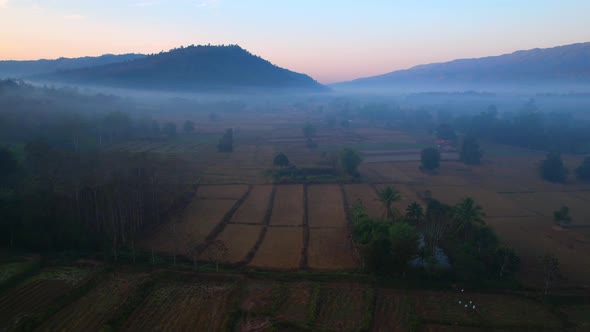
[
  {"left": 405, "top": 202, "right": 424, "bottom": 223},
  {"left": 376, "top": 185, "right": 402, "bottom": 221},
  {"left": 452, "top": 197, "right": 485, "bottom": 237}
]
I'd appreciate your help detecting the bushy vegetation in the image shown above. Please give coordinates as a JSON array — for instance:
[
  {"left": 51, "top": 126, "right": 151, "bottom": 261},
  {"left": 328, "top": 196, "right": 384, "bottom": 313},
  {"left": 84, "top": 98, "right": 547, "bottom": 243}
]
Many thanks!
[
  {"left": 272, "top": 152, "right": 290, "bottom": 168},
  {"left": 460, "top": 135, "right": 483, "bottom": 164},
  {"left": 455, "top": 105, "right": 590, "bottom": 154},
  {"left": 540, "top": 152, "right": 568, "bottom": 183},
  {"left": 420, "top": 147, "right": 440, "bottom": 171},
  {"left": 350, "top": 201, "right": 419, "bottom": 274},
  {"left": 350, "top": 192, "right": 520, "bottom": 283},
  {"left": 339, "top": 148, "right": 362, "bottom": 177}
]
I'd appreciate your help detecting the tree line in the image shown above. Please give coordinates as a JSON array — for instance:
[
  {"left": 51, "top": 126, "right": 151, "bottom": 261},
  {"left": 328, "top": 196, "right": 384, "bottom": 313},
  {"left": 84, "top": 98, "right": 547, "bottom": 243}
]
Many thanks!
[{"left": 0, "top": 80, "right": 191, "bottom": 259}]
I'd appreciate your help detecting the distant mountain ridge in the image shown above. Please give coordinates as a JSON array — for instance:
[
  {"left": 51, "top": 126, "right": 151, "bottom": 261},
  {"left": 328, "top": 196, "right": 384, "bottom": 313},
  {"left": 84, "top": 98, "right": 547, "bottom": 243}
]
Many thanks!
[
  {"left": 0, "top": 54, "right": 146, "bottom": 78},
  {"left": 35, "top": 45, "right": 325, "bottom": 91},
  {"left": 336, "top": 42, "right": 590, "bottom": 89}
]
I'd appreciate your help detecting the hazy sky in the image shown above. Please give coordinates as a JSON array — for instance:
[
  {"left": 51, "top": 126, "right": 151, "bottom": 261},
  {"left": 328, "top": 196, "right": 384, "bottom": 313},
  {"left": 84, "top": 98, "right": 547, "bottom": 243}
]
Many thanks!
[{"left": 1, "top": 0, "right": 589, "bottom": 83}]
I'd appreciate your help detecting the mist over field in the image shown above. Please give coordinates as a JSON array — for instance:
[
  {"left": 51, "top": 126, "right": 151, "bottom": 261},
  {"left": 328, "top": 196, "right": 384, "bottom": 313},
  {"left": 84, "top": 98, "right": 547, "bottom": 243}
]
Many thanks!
[{"left": 1, "top": 0, "right": 590, "bottom": 330}]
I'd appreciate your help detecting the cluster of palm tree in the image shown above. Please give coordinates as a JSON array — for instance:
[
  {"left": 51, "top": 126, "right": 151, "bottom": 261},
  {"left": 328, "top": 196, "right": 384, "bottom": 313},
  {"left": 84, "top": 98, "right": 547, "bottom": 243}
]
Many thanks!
[{"left": 375, "top": 185, "right": 486, "bottom": 239}]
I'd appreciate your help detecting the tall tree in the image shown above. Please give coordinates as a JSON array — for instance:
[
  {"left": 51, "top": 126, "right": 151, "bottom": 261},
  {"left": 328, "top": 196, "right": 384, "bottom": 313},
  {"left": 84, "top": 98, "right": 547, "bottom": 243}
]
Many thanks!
[
  {"left": 376, "top": 185, "right": 402, "bottom": 221},
  {"left": 339, "top": 148, "right": 362, "bottom": 176},
  {"left": 425, "top": 199, "right": 451, "bottom": 252},
  {"left": 421, "top": 147, "right": 440, "bottom": 171},
  {"left": 460, "top": 135, "right": 483, "bottom": 164},
  {"left": 553, "top": 206, "right": 572, "bottom": 228},
  {"left": 495, "top": 247, "right": 520, "bottom": 278},
  {"left": 273, "top": 152, "right": 290, "bottom": 168},
  {"left": 540, "top": 152, "right": 568, "bottom": 183},
  {"left": 452, "top": 197, "right": 485, "bottom": 239}
]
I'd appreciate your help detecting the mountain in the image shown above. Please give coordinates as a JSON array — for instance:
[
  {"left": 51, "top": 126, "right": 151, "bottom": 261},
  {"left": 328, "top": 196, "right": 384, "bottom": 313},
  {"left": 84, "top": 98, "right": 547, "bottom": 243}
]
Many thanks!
[
  {"left": 336, "top": 42, "right": 590, "bottom": 90},
  {"left": 36, "top": 45, "right": 325, "bottom": 91},
  {"left": 0, "top": 54, "right": 145, "bottom": 79}
]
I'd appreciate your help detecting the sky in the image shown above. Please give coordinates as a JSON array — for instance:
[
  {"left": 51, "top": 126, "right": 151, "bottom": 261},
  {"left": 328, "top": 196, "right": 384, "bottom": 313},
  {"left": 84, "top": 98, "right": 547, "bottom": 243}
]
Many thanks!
[{"left": 1, "top": 0, "right": 589, "bottom": 83}]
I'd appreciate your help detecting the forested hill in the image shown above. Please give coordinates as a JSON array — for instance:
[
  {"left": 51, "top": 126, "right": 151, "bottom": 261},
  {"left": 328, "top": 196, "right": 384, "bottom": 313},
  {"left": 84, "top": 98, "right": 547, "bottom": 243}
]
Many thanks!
[
  {"left": 336, "top": 42, "right": 590, "bottom": 89},
  {"left": 0, "top": 54, "right": 145, "bottom": 78},
  {"left": 36, "top": 45, "right": 326, "bottom": 91}
]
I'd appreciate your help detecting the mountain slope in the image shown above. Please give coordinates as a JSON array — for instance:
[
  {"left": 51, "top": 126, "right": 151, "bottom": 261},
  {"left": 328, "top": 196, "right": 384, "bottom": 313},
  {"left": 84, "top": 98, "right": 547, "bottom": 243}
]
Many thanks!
[
  {"left": 0, "top": 54, "right": 145, "bottom": 78},
  {"left": 337, "top": 42, "right": 590, "bottom": 88},
  {"left": 37, "top": 45, "right": 324, "bottom": 91}
]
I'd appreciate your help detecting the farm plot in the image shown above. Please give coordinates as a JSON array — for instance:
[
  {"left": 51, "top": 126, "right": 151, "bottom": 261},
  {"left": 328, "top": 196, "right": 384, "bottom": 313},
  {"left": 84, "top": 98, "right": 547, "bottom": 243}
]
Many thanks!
[
  {"left": 122, "top": 279, "right": 237, "bottom": 331},
  {"left": 37, "top": 272, "right": 150, "bottom": 332},
  {"left": 197, "top": 184, "right": 249, "bottom": 200},
  {"left": 211, "top": 224, "right": 263, "bottom": 263},
  {"left": 410, "top": 185, "right": 532, "bottom": 218},
  {"left": 238, "top": 281, "right": 314, "bottom": 329},
  {"left": 344, "top": 184, "right": 382, "bottom": 218},
  {"left": 372, "top": 291, "right": 416, "bottom": 332},
  {"left": 145, "top": 198, "right": 237, "bottom": 254},
  {"left": 275, "top": 282, "right": 313, "bottom": 324},
  {"left": 469, "top": 157, "right": 572, "bottom": 192},
  {"left": 249, "top": 227, "right": 303, "bottom": 269},
  {"left": 0, "top": 267, "right": 94, "bottom": 331},
  {"left": 312, "top": 284, "right": 373, "bottom": 332},
  {"left": 230, "top": 185, "right": 273, "bottom": 225},
  {"left": 307, "top": 185, "right": 347, "bottom": 228},
  {"left": 412, "top": 291, "right": 563, "bottom": 329},
  {"left": 269, "top": 185, "right": 304, "bottom": 226},
  {"left": 487, "top": 216, "right": 590, "bottom": 286},
  {"left": 239, "top": 280, "right": 281, "bottom": 315},
  {"left": 307, "top": 228, "right": 357, "bottom": 269},
  {"left": 500, "top": 192, "right": 590, "bottom": 223},
  {"left": 359, "top": 163, "right": 414, "bottom": 183}
]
